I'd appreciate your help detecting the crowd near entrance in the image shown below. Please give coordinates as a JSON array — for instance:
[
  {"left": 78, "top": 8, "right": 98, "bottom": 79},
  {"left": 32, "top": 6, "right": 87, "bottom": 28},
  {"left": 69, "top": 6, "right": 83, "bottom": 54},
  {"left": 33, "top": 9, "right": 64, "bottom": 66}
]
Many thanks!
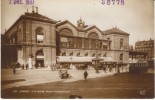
[{"left": 35, "top": 50, "right": 45, "bottom": 68}]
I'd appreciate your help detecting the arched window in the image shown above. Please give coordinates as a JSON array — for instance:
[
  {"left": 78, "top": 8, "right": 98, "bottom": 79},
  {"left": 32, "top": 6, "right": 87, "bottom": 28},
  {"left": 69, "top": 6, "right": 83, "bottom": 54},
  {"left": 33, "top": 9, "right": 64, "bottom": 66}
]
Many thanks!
[
  {"left": 59, "top": 28, "right": 73, "bottom": 36},
  {"left": 69, "top": 52, "right": 73, "bottom": 56},
  {"left": 62, "top": 52, "right": 66, "bottom": 56},
  {"left": 77, "top": 52, "right": 80, "bottom": 56},
  {"left": 36, "top": 27, "right": 44, "bottom": 43},
  {"left": 85, "top": 52, "right": 88, "bottom": 56},
  {"left": 92, "top": 53, "right": 96, "bottom": 57},
  {"left": 36, "top": 50, "right": 44, "bottom": 56},
  {"left": 88, "top": 32, "right": 99, "bottom": 39}
]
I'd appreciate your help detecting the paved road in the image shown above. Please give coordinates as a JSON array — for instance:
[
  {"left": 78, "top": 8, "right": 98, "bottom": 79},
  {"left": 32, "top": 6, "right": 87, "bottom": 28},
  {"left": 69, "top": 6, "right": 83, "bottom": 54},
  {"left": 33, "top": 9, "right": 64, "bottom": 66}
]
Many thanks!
[
  {"left": 1, "top": 69, "right": 154, "bottom": 99},
  {"left": 1, "top": 67, "right": 128, "bottom": 90}
]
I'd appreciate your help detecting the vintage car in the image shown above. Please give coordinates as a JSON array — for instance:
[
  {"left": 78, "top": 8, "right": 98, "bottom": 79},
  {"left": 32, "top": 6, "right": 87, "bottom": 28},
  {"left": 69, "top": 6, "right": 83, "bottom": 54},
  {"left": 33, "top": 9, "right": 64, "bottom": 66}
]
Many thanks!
[{"left": 58, "top": 69, "right": 70, "bottom": 79}]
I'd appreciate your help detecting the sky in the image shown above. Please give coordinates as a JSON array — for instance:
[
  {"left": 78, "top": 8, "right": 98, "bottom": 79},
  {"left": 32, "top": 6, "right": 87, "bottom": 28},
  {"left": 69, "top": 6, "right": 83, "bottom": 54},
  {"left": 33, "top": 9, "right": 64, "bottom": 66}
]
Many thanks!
[{"left": 1, "top": 0, "right": 154, "bottom": 46}]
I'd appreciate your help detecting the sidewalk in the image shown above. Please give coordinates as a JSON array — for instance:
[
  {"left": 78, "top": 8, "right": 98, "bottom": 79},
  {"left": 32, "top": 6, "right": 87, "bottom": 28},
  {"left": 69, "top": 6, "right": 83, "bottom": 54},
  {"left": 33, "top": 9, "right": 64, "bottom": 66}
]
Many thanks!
[{"left": 1, "top": 67, "right": 128, "bottom": 90}]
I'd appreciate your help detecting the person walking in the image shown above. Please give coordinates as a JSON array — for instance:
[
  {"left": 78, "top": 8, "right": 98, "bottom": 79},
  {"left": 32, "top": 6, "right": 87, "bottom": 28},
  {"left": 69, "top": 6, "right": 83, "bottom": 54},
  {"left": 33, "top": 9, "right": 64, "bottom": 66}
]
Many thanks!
[
  {"left": 84, "top": 70, "right": 88, "bottom": 80},
  {"left": 13, "top": 63, "right": 16, "bottom": 74},
  {"left": 26, "top": 63, "right": 28, "bottom": 70}
]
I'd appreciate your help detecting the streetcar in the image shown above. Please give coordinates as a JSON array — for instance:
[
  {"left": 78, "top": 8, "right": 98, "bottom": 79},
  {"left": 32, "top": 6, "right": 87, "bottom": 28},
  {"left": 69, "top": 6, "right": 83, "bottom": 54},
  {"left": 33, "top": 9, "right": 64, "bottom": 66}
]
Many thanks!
[{"left": 129, "top": 60, "right": 148, "bottom": 74}]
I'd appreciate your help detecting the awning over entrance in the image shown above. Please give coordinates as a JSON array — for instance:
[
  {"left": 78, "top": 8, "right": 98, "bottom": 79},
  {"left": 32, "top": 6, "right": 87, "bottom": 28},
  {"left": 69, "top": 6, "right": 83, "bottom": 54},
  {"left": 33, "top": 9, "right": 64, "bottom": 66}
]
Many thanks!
[
  {"left": 36, "top": 55, "right": 44, "bottom": 59},
  {"left": 57, "top": 56, "right": 114, "bottom": 63}
]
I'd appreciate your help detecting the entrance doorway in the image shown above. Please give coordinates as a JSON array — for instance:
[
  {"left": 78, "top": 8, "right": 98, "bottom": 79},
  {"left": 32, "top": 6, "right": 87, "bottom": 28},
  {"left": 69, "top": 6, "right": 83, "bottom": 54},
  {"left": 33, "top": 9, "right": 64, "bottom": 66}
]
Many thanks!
[{"left": 35, "top": 50, "right": 44, "bottom": 68}]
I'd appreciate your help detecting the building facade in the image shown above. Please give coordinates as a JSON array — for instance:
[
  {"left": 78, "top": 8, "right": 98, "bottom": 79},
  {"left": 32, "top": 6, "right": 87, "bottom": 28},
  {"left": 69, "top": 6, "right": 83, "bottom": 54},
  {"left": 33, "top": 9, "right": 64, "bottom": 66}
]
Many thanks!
[
  {"left": 135, "top": 39, "right": 154, "bottom": 60},
  {"left": 2, "top": 9, "right": 130, "bottom": 68}
]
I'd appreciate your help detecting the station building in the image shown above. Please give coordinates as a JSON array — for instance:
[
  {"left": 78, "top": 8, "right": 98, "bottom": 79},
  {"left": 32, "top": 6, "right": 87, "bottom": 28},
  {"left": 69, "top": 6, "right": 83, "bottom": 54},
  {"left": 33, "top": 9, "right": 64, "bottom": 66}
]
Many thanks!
[{"left": 2, "top": 8, "right": 130, "bottom": 68}]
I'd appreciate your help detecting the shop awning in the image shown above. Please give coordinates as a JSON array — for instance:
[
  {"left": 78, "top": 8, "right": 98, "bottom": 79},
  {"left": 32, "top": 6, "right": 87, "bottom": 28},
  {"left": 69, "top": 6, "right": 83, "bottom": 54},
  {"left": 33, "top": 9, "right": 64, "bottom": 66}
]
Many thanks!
[{"left": 57, "top": 56, "right": 114, "bottom": 63}]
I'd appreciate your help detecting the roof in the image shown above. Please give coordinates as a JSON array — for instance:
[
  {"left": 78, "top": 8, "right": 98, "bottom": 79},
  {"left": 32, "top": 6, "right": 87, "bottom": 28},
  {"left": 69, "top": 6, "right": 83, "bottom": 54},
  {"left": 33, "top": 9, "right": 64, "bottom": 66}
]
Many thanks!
[
  {"left": 84, "top": 25, "right": 103, "bottom": 34},
  {"left": 23, "top": 12, "right": 57, "bottom": 23},
  {"left": 56, "top": 20, "right": 78, "bottom": 30},
  {"left": 103, "top": 27, "right": 130, "bottom": 36},
  {"left": 135, "top": 39, "right": 154, "bottom": 45},
  {"left": 5, "top": 12, "right": 57, "bottom": 35}
]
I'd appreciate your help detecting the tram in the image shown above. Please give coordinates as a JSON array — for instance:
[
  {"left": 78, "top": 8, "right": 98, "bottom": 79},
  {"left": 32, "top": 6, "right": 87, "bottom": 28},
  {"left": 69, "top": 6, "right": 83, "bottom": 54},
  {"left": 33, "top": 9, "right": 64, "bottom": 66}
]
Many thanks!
[{"left": 129, "top": 60, "right": 148, "bottom": 74}]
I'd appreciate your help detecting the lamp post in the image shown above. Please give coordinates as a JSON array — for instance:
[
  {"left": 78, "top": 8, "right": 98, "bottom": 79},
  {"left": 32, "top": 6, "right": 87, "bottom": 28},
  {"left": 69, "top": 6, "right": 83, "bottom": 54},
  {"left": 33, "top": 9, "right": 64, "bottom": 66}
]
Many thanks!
[
  {"left": 70, "top": 56, "right": 73, "bottom": 69},
  {"left": 28, "top": 53, "right": 33, "bottom": 69},
  {"left": 95, "top": 40, "right": 99, "bottom": 73}
]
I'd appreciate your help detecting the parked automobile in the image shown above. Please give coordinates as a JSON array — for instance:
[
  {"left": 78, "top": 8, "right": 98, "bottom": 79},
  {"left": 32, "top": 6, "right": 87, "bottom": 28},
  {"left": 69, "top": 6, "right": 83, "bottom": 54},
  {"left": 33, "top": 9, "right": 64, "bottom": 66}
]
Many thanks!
[{"left": 58, "top": 69, "right": 71, "bottom": 79}]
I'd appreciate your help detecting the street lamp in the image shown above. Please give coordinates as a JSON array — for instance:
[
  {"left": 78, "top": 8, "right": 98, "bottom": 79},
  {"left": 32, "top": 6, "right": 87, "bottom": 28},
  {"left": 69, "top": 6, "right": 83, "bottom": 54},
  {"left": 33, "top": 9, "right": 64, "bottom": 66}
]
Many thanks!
[
  {"left": 28, "top": 53, "right": 33, "bottom": 69},
  {"left": 70, "top": 56, "right": 73, "bottom": 69},
  {"left": 95, "top": 40, "right": 99, "bottom": 73}
]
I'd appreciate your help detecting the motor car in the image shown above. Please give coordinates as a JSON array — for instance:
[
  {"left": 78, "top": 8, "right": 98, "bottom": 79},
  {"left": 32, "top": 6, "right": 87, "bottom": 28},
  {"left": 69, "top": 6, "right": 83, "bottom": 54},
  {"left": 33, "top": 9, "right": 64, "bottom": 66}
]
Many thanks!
[{"left": 58, "top": 69, "right": 71, "bottom": 79}]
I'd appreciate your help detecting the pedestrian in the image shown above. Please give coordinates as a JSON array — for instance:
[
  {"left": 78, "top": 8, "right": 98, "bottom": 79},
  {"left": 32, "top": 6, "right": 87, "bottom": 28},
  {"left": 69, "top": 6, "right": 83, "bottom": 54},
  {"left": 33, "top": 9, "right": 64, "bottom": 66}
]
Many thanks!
[
  {"left": 84, "top": 70, "right": 88, "bottom": 80},
  {"left": 117, "top": 66, "right": 120, "bottom": 74},
  {"left": 26, "top": 63, "right": 28, "bottom": 70},
  {"left": 13, "top": 64, "right": 16, "bottom": 74},
  {"left": 103, "top": 66, "right": 106, "bottom": 73},
  {"left": 22, "top": 64, "right": 24, "bottom": 70}
]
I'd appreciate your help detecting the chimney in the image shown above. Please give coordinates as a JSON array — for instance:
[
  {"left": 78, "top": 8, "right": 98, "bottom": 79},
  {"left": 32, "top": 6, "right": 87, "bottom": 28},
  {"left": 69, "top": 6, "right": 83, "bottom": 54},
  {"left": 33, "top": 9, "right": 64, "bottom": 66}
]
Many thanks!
[
  {"left": 32, "top": 6, "right": 35, "bottom": 13},
  {"left": 36, "top": 7, "right": 38, "bottom": 13}
]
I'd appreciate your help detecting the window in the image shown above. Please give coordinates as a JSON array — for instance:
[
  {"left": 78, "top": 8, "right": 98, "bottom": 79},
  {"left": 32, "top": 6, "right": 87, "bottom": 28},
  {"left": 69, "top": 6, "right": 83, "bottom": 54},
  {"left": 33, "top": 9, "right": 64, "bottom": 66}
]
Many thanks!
[
  {"left": 91, "top": 39, "right": 96, "bottom": 49},
  {"left": 120, "top": 39, "right": 123, "bottom": 49},
  {"left": 96, "top": 40, "right": 102, "bottom": 49},
  {"left": 98, "top": 53, "right": 101, "bottom": 57},
  {"left": 85, "top": 52, "right": 88, "bottom": 56},
  {"left": 92, "top": 53, "right": 96, "bottom": 57},
  {"left": 59, "top": 28, "right": 73, "bottom": 36},
  {"left": 60, "top": 37, "right": 68, "bottom": 48},
  {"left": 62, "top": 52, "right": 66, "bottom": 56},
  {"left": 107, "top": 38, "right": 111, "bottom": 50},
  {"left": 68, "top": 38, "right": 74, "bottom": 48},
  {"left": 76, "top": 38, "right": 82, "bottom": 48},
  {"left": 88, "top": 32, "right": 99, "bottom": 39},
  {"left": 84, "top": 39, "right": 89, "bottom": 49},
  {"left": 103, "top": 52, "right": 107, "bottom": 57},
  {"left": 69, "top": 52, "right": 73, "bottom": 56},
  {"left": 120, "top": 53, "right": 123, "bottom": 61},
  {"left": 77, "top": 52, "right": 80, "bottom": 56},
  {"left": 36, "top": 27, "right": 44, "bottom": 43},
  {"left": 37, "top": 35, "right": 43, "bottom": 43}
]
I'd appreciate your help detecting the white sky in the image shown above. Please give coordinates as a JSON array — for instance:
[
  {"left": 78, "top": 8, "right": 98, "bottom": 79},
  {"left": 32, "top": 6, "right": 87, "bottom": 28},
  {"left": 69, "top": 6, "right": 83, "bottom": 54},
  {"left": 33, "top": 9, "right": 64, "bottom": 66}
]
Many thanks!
[{"left": 1, "top": 0, "right": 154, "bottom": 46}]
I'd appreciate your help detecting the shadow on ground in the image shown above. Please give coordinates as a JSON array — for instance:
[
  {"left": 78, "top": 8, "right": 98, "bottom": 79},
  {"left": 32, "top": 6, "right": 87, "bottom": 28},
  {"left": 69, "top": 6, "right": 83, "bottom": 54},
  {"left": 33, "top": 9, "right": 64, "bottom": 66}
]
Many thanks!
[
  {"left": 1, "top": 72, "right": 154, "bottom": 99},
  {"left": 1, "top": 79, "right": 26, "bottom": 85}
]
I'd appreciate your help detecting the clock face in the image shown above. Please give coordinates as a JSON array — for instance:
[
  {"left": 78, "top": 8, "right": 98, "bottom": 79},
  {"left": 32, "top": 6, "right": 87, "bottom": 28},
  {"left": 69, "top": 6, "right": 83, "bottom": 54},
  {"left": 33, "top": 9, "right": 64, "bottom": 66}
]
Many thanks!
[{"left": 80, "top": 23, "right": 83, "bottom": 27}]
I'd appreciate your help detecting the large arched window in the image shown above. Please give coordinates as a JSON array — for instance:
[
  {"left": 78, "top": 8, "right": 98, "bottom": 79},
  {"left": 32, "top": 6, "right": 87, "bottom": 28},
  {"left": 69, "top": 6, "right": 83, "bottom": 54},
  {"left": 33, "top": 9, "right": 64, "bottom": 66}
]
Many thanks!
[
  {"left": 59, "top": 28, "right": 73, "bottom": 36},
  {"left": 36, "top": 27, "right": 44, "bottom": 43},
  {"left": 88, "top": 33, "right": 99, "bottom": 49},
  {"left": 59, "top": 29, "right": 74, "bottom": 48},
  {"left": 88, "top": 32, "right": 99, "bottom": 39}
]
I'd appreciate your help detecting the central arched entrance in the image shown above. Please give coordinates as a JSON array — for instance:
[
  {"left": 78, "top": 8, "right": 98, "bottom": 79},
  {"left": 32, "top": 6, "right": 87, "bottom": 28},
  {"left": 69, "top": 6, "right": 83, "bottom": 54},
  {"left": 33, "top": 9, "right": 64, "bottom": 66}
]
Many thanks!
[{"left": 35, "top": 50, "right": 44, "bottom": 68}]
